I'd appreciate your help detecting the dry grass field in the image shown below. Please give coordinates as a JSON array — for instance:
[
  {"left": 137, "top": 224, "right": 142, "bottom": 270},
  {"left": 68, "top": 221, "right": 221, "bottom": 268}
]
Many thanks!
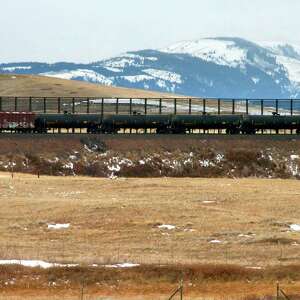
[
  {"left": 1, "top": 173, "right": 300, "bottom": 299},
  {"left": 0, "top": 74, "right": 178, "bottom": 98}
]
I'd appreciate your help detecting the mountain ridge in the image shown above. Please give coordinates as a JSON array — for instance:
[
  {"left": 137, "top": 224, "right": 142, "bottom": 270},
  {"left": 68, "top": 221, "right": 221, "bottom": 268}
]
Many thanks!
[{"left": 1, "top": 37, "right": 300, "bottom": 98}]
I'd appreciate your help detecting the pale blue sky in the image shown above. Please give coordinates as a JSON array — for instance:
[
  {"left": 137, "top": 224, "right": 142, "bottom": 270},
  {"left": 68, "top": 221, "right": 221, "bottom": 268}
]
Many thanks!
[{"left": 1, "top": 0, "right": 299, "bottom": 62}]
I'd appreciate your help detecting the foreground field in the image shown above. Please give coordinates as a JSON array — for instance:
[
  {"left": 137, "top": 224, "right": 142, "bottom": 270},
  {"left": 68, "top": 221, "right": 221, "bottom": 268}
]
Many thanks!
[
  {"left": 1, "top": 174, "right": 300, "bottom": 299},
  {"left": 2, "top": 174, "right": 300, "bottom": 266}
]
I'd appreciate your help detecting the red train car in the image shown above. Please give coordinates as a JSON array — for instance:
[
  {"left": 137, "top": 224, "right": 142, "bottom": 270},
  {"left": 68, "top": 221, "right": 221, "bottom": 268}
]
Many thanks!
[{"left": 0, "top": 112, "right": 36, "bottom": 131}]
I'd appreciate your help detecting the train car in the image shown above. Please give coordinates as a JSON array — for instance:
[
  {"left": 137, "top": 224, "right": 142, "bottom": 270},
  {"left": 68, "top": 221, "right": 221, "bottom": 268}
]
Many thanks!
[
  {"left": 101, "top": 114, "right": 171, "bottom": 133},
  {"left": 170, "top": 114, "right": 243, "bottom": 134},
  {"left": 34, "top": 113, "right": 103, "bottom": 133},
  {"left": 2, "top": 111, "right": 300, "bottom": 135},
  {"left": 0, "top": 112, "right": 35, "bottom": 132},
  {"left": 241, "top": 115, "right": 300, "bottom": 134}
]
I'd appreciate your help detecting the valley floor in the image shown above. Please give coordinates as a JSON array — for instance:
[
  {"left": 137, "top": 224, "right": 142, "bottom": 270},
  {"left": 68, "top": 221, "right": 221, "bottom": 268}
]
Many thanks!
[{"left": 1, "top": 173, "right": 300, "bottom": 299}]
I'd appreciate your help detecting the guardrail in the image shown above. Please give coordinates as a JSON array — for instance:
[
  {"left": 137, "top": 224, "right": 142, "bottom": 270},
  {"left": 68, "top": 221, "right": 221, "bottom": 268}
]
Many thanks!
[{"left": 1, "top": 97, "right": 300, "bottom": 116}]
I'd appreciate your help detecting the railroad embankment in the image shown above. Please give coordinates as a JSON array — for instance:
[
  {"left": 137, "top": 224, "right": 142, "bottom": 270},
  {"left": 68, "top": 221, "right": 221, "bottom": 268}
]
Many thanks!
[{"left": 0, "top": 134, "right": 300, "bottom": 178}]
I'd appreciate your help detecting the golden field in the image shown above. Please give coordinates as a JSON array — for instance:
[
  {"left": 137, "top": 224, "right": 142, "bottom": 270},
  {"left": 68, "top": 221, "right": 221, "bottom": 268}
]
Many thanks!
[{"left": 1, "top": 173, "right": 300, "bottom": 299}]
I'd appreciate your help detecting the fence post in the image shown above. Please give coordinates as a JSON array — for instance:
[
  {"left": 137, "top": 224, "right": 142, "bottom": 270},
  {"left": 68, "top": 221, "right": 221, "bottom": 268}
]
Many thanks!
[
  {"left": 72, "top": 97, "right": 75, "bottom": 113},
  {"left": 86, "top": 98, "right": 90, "bottom": 114},
  {"left": 116, "top": 98, "right": 119, "bottom": 114},
  {"left": 144, "top": 98, "right": 147, "bottom": 115},
  {"left": 280, "top": 287, "right": 291, "bottom": 300},
  {"left": 101, "top": 98, "right": 104, "bottom": 116},
  {"left": 291, "top": 99, "right": 293, "bottom": 116},
  {"left": 159, "top": 98, "right": 162, "bottom": 114},
  {"left": 232, "top": 99, "right": 235, "bottom": 114},
  {"left": 129, "top": 98, "right": 132, "bottom": 115},
  {"left": 188, "top": 98, "right": 192, "bottom": 114},
  {"left": 43, "top": 97, "right": 46, "bottom": 113},
  {"left": 246, "top": 99, "right": 249, "bottom": 115},
  {"left": 174, "top": 98, "right": 177, "bottom": 115},
  {"left": 180, "top": 279, "right": 183, "bottom": 300},
  {"left": 218, "top": 98, "right": 220, "bottom": 115},
  {"left": 80, "top": 279, "right": 85, "bottom": 300},
  {"left": 203, "top": 98, "right": 206, "bottom": 114},
  {"left": 58, "top": 97, "right": 61, "bottom": 113},
  {"left": 261, "top": 99, "right": 264, "bottom": 115},
  {"left": 276, "top": 100, "right": 279, "bottom": 114},
  {"left": 29, "top": 97, "right": 32, "bottom": 112},
  {"left": 167, "top": 280, "right": 183, "bottom": 300}
]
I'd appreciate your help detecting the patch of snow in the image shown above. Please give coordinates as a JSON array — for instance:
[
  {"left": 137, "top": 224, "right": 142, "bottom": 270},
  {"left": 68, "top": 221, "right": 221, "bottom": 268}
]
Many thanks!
[
  {"left": 104, "top": 66, "right": 122, "bottom": 73},
  {"left": 63, "top": 162, "right": 74, "bottom": 170},
  {"left": 105, "top": 263, "right": 140, "bottom": 268},
  {"left": 47, "top": 223, "right": 70, "bottom": 230},
  {"left": 0, "top": 260, "right": 77, "bottom": 269},
  {"left": 290, "top": 224, "right": 300, "bottom": 231},
  {"left": 121, "top": 74, "right": 153, "bottom": 83},
  {"left": 107, "top": 164, "right": 121, "bottom": 172},
  {"left": 156, "top": 79, "right": 167, "bottom": 88},
  {"left": 40, "top": 69, "right": 114, "bottom": 86},
  {"left": 276, "top": 55, "right": 300, "bottom": 85},
  {"left": 215, "top": 153, "right": 224, "bottom": 163},
  {"left": 238, "top": 233, "right": 255, "bottom": 238},
  {"left": 199, "top": 159, "right": 211, "bottom": 168},
  {"left": 202, "top": 201, "right": 215, "bottom": 204},
  {"left": 102, "top": 54, "right": 145, "bottom": 68},
  {"left": 158, "top": 224, "right": 176, "bottom": 230},
  {"left": 143, "top": 69, "right": 182, "bottom": 84},
  {"left": 146, "top": 57, "right": 158, "bottom": 61},
  {"left": 209, "top": 239, "right": 222, "bottom": 244},
  {"left": 291, "top": 155, "right": 299, "bottom": 161},
  {"left": 184, "top": 228, "right": 196, "bottom": 232},
  {"left": 288, "top": 161, "right": 299, "bottom": 176},
  {"left": 252, "top": 77, "right": 260, "bottom": 84},
  {"left": 2, "top": 66, "right": 32, "bottom": 71}
]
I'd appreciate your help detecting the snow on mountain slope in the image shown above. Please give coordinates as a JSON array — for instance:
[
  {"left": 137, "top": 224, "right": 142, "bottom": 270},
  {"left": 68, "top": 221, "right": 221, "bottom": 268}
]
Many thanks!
[
  {"left": 42, "top": 69, "right": 114, "bottom": 86},
  {"left": 162, "top": 37, "right": 288, "bottom": 76},
  {"left": 142, "top": 69, "right": 182, "bottom": 84},
  {"left": 162, "top": 38, "right": 247, "bottom": 68},
  {"left": 259, "top": 42, "right": 300, "bottom": 89},
  {"left": 261, "top": 42, "right": 300, "bottom": 60}
]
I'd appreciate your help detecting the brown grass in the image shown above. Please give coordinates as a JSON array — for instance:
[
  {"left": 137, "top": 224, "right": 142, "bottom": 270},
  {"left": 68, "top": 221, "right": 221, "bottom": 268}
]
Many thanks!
[
  {"left": 1, "top": 173, "right": 300, "bottom": 267},
  {"left": 2, "top": 173, "right": 300, "bottom": 299},
  {"left": 1, "top": 264, "right": 300, "bottom": 299},
  {"left": 0, "top": 135, "right": 300, "bottom": 178},
  {"left": 0, "top": 74, "right": 180, "bottom": 98}
]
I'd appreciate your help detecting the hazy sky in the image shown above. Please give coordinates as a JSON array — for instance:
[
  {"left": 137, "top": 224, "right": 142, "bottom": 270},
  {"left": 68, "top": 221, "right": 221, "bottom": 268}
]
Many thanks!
[{"left": 1, "top": 0, "right": 299, "bottom": 63}]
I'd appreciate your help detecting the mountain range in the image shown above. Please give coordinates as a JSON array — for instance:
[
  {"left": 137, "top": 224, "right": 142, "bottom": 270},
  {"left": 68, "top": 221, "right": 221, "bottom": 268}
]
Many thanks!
[{"left": 1, "top": 37, "right": 300, "bottom": 98}]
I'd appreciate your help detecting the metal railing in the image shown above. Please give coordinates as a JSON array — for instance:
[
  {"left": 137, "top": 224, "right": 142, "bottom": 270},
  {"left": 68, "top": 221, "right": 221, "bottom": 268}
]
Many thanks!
[{"left": 1, "top": 97, "right": 300, "bottom": 116}]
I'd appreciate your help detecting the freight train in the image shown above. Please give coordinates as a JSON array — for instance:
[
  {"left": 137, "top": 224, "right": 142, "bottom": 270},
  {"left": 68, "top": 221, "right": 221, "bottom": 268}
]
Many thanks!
[{"left": 1, "top": 111, "right": 300, "bottom": 134}]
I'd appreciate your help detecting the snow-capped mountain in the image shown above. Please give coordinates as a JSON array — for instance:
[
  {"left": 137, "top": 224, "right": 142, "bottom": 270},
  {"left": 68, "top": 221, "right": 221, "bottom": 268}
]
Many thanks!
[{"left": 1, "top": 37, "right": 300, "bottom": 98}]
